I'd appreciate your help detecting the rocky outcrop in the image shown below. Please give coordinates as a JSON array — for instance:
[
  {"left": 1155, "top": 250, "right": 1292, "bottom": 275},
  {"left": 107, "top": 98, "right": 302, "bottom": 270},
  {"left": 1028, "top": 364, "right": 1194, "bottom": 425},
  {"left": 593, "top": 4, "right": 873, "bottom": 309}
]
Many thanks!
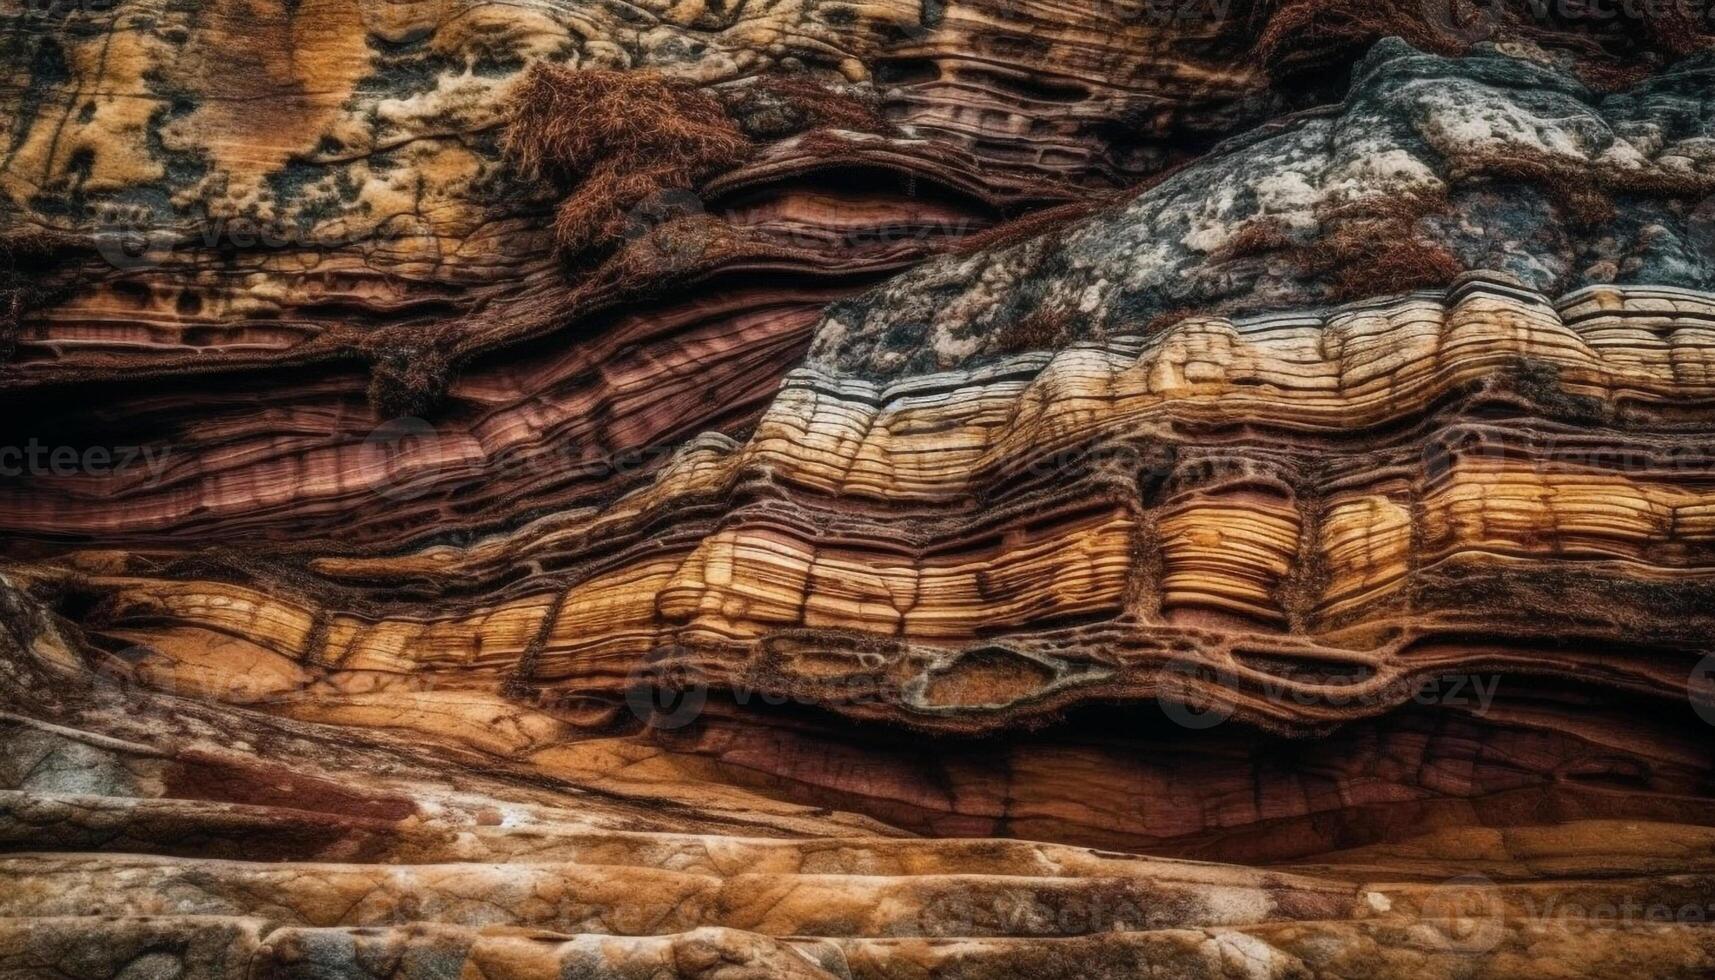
[
  {"left": 3, "top": 3, "right": 1715, "bottom": 977},
  {"left": 812, "top": 40, "right": 1715, "bottom": 377}
]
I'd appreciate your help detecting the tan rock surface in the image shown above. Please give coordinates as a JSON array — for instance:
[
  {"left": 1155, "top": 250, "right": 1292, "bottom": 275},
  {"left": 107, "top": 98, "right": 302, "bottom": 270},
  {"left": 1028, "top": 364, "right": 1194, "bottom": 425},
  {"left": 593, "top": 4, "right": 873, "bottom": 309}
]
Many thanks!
[{"left": 4, "top": 5, "right": 1715, "bottom": 978}]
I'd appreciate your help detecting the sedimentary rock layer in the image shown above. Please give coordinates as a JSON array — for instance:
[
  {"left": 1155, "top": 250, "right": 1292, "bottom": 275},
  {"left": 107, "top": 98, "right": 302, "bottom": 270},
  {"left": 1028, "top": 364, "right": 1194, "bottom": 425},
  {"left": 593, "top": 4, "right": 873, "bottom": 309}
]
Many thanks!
[
  {"left": 7, "top": 273, "right": 1714, "bottom": 878},
  {"left": 17, "top": 278, "right": 1708, "bottom": 731},
  {"left": 812, "top": 40, "right": 1715, "bottom": 377},
  {"left": 9, "top": 38, "right": 1715, "bottom": 553},
  {"left": 3, "top": 4, "right": 1715, "bottom": 977}
]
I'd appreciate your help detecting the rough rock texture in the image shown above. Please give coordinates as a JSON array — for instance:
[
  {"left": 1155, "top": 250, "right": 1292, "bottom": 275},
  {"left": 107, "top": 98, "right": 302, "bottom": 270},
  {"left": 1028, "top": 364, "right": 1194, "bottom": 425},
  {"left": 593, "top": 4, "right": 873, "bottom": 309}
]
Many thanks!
[
  {"left": 813, "top": 40, "right": 1715, "bottom": 377},
  {"left": 4, "top": 2, "right": 1715, "bottom": 977}
]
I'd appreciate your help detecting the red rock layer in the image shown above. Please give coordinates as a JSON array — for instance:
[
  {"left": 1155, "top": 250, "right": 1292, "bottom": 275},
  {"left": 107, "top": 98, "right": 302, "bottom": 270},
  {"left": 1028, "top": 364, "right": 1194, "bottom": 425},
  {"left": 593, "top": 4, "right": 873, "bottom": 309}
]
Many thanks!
[{"left": 4, "top": 4, "right": 1715, "bottom": 978}]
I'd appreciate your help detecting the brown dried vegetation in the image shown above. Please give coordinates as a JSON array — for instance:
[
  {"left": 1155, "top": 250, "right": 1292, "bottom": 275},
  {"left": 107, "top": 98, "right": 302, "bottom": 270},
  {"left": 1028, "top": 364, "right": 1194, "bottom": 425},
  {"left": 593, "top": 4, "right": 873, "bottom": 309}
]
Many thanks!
[
  {"left": 1218, "top": 193, "right": 1463, "bottom": 301},
  {"left": 1214, "top": 216, "right": 1297, "bottom": 262},
  {"left": 366, "top": 344, "right": 454, "bottom": 420},
  {"left": 1251, "top": 0, "right": 1469, "bottom": 75},
  {"left": 0, "top": 227, "right": 74, "bottom": 364},
  {"left": 1304, "top": 193, "right": 1465, "bottom": 300},
  {"left": 505, "top": 67, "right": 911, "bottom": 263},
  {"left": 993, "top": 309, "right": 1076, "bottom": 355},
  {"left": 950, "top": 200, "right": 1103, "bottom": 257},
  {"left": 504, "top": 65, "right": 752, "bottom": 258},
  {"left": 1452, "top": 150, "right": 1715, "bottom": 228}
]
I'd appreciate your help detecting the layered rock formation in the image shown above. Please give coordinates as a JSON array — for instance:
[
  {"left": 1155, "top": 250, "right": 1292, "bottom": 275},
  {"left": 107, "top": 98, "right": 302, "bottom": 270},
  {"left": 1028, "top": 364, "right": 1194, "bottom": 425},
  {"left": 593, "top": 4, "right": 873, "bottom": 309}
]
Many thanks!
[{"left": 4, "top": 2, "right": 1715, "bottom": 977}]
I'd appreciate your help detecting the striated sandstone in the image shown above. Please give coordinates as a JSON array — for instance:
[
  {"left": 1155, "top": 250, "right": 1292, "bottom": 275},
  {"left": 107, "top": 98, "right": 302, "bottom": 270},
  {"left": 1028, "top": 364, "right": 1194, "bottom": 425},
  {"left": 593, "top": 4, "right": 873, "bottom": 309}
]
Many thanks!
[{"left": 3, "top": 5, "right": 1715, "bottom": 978}]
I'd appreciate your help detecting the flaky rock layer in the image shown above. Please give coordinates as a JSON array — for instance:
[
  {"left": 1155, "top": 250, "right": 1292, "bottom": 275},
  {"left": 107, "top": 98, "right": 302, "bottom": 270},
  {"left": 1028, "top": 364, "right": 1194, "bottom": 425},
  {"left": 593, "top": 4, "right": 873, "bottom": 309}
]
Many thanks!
[{"left": 3, "top": 5, "right": 1715, "bottom": 978}]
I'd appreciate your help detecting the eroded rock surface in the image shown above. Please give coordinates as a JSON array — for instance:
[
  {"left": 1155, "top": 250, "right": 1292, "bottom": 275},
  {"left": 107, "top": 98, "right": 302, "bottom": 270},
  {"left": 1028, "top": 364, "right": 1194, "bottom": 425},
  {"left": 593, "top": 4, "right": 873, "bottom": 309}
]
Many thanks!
[
  {"left": 3, "top": 2, "right": 1715, "bottom": 977},
  {"left": 812, "top": 40, "right": 1715, "bottom": 377}
]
